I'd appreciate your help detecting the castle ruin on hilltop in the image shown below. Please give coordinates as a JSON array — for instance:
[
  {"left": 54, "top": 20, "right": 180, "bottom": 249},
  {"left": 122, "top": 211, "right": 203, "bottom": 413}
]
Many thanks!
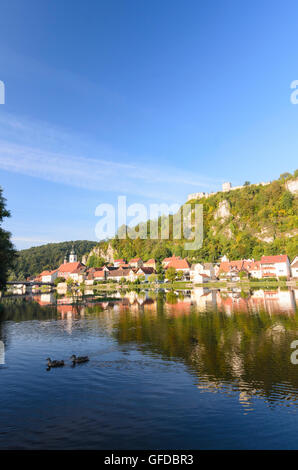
[{"left": 187, "top": 181, "right": 270, "bottom": 201}]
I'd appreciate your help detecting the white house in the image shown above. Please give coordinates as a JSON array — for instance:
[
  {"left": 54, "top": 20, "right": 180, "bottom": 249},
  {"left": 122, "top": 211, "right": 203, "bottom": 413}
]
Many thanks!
[
  {"left": 260, "top": 255, "right": 291, "bottom": 279},
  {"left": 41, "top": 269, "right": 58, "bottom": 283},
  {"left": 135, "top": 267, "right": 155, "bottom": 281},
  {"left": 129, "top": 257, "right": 143, "bottom": 268},
  {"left": 190, "top": 264, "right": 212, "bottom": 283}
]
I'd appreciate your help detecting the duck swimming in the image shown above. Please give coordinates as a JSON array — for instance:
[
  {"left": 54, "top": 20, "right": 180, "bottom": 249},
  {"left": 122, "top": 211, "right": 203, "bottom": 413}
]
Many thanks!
[
  {"left": 71, "top": 354, "right": 89, "bottom": 364},
  {"left": 46, "top": 357, "right": 65, "bottom": 368}
]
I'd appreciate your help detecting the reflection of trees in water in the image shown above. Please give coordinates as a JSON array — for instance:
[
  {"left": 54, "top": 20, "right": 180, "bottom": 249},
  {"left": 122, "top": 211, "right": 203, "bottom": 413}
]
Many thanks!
[
  {"left": 2, "top": 293, "right": 298, "bottom": 405},
  {"left": 0, "top": 297, "right": 57, "bottom": 322},
  {"left": 111, "top": 296, "right": 298, "bottom": 404},
  {"left": 0, "top": 297, "right": 58, "bottom": 350}
]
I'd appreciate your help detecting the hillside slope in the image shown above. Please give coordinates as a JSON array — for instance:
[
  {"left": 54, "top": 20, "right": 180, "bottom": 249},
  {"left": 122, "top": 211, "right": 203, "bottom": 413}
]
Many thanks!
[
  {"left": 9, "top": 240, "right": 97, "bottom": 280},
  {"left": 86, "top": 172, "right": 298, "bottom": 265}
]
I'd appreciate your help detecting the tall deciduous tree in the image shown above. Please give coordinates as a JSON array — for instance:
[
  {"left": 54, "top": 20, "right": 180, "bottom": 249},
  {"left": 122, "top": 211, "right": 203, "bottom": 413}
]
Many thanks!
[{"left": 0, "top": 187, "right": 16, "bottom": 290}]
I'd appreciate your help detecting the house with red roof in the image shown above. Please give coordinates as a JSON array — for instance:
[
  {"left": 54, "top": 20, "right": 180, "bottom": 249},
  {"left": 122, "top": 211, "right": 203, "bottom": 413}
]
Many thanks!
[
  {"left": 113, "top": 258, "right": 126, "bottom": 267},
  {"left": 260, "top": 255, "right": 291, "bottom": 279},
  {"left": 57, "top": 261, "right": 86, "bottom": 281},
  {"left": 143, "top": 258, "right": 156, "bottom": 269},
  {"left": 218, "top": 260, "right": 247, "bottom": 280},
  {"left": 106, "top": 267, "right": 131, "bottom": 282},
  {"left": 162, "top": 255, "right": 182, "bottom": 267},
  {"left": 41, "top": 269, "right": 58, "bottom": 283},
  {"left": 244, "top": 260, "right": 262, "bottom": 279},
  {"left": 93, "top": 269, "right": 107, "bottom": 281},
  {"left": 165, "top": 258, "right": 190, "bottom": 279},
  {"left": 129, "top": 257, "right": 143, "bottom": 268},
  {"left": 136, "top": 267, "right": 156, "bottom": 280}
]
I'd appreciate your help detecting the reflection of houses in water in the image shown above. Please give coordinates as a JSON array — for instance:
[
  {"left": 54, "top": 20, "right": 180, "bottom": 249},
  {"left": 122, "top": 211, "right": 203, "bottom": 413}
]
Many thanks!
[
  {"left": 215, "top": 288, "right": 297, "bottom": 315},
  {"left": 251, "top": 289, "right": 296, "bottom": 314},
  {"left": 57, "top": 303, "right": 85, "bottom": 318},
  {"left": 191, "top": 288, "right": 217, "bottom": 311},
  {"left": 33, "top": 293, "right": 56, "bottom": 305},
  {"left": 216, "top": 292, "right": 250, "bottom": 315},
  {"left": 165, "top": 298, "right": 192, "bottom": 316},
  {"left": 120, "top": 291, "right": 153, "bottom": 310}
]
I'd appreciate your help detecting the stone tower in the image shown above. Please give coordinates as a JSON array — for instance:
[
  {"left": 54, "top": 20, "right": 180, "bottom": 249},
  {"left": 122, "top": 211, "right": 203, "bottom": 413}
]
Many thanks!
[{"left": 69, "top": 245, "right": 77, "bottom": 263}]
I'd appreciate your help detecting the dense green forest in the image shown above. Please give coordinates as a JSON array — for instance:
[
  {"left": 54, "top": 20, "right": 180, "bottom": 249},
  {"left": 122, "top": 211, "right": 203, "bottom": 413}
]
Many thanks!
[
  {"left": 87, "top": 172, "right": 298, "bottom": 265},
  {"left": 9, "top": 240, "right": 97, "bottom": 280}
]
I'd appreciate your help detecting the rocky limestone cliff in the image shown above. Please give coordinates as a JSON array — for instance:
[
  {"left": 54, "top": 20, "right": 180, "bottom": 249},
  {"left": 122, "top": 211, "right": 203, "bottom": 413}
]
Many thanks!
[
  {"left": 86, "top": 243, "right": 115, "bottom": 264},
  {"left": 286, "top": 178, "right": 298, "bottom": 195},
  {"left": 214, "top": 200, "right": 231, "bottom": 221}
]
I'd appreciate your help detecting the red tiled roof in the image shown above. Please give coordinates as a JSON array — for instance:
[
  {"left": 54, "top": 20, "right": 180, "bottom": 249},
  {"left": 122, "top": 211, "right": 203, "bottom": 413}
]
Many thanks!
[
  {"left": 166, "top": 259, "right": 190, "bottom": 270},
  {"left": 94, "top": 270, "right": 105, "bottom": 278},
  {"left": 219, "top": 260, "right": 244, "bottom": 272},
  {"left": 261, "top": 255, "right": 288, "bottom": 264},
  {"left": 58, "top": 262, "right": 84, "bottom": 273},
  {"left": 129, "top": 257, "right": 142, "bottom": 262},
  {"left": 244, "top": 261, "right": 261, "bottom": 271},
  {"left": 163, "top": 255, "right": 181, "bottom": 263},
  {"left": 40, "top": 270, "right": 51, "bottom": 276}
]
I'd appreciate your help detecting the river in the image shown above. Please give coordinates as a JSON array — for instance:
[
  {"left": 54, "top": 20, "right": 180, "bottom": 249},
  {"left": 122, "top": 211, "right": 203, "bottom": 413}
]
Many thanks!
[{"left": 0, "top": 287, "right": 298, "bottom": 449}]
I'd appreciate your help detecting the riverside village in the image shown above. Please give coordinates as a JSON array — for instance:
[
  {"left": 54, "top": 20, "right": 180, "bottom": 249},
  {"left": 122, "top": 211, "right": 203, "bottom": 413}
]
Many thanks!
[{"left": 8, "top": 179, "right": 298, "bottom": 299}]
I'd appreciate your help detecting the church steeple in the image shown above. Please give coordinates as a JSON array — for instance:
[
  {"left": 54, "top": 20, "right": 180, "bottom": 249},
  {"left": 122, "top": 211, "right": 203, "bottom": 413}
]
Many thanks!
[{"left": 69, "top": 245, "right": 77, "bottom": 263}]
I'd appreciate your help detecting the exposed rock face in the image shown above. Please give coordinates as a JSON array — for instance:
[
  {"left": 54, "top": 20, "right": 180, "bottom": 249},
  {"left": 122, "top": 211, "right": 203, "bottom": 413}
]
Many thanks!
[
  {"left": 286, "top": 178, "right": 298, "bottom": 195},
  {"left": 255, "top": 228, "right": 274, "bottom": 243},
  {"left": 214, "top": 200, "right": 231, "bottom": 221},
  {"left": 223, "top": 227, "right": 233, "bottom": 239},
  {"left": 87, "top": 243, "right": 114, "bottom": 263}
]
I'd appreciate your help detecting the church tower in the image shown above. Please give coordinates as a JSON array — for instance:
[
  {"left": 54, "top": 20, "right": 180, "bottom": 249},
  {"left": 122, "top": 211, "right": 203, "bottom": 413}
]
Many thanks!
[{"left": 69, "top": 245, "right": 77, "bottom": 263}]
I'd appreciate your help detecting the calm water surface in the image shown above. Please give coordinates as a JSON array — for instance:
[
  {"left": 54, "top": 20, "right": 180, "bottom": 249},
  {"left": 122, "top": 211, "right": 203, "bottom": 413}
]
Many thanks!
[{"left": 0, "top": 287, "right": 298, "bottom": 449}]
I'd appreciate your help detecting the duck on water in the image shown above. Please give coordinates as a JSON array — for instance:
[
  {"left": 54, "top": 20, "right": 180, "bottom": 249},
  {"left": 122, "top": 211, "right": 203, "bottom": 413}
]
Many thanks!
[
  {"left": 71, "top": 354, "right": 89, "bottom": 364},
  {"left": 46, "top": 358, "right": 65, "bottom": 368}
]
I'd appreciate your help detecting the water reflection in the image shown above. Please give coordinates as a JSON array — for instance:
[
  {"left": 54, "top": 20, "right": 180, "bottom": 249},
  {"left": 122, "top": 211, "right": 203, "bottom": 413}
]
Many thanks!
[{"left": 1, "top": 287, "right": 298, "bottom": 448}]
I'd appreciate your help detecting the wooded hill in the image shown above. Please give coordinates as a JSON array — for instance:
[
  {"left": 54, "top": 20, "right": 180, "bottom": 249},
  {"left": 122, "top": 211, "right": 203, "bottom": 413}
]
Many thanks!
[
  {"left": 9, "top": 240, "right": 97, "bottom": 280},
  {"left": 86, "top": 171, "right": 298, "bottom": 266}
]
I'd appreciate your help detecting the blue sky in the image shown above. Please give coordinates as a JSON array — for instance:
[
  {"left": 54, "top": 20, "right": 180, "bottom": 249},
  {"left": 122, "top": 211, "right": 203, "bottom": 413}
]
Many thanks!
[{"left": 0, "top": 0, "right": 298, "bottom": 249}]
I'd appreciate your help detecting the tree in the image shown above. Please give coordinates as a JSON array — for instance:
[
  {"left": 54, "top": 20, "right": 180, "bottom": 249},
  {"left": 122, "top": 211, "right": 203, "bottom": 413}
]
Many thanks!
[
  {"left": 148, "top": 273, "right": 157, "bottom": 283},
  {"left": 87, "top": 255, "right": 105, "bottom": 268},
  {"left": 0, "top": 187, "right": 16, "bottom": 290},
  {"left": 165, "top": 267, "right": 176, "bottom": 283},
  {"left": 243, "top": 181, "right": 251, "bottom": 186},
  {"left": 176, "top": 270, "right": 184, "bottom": 280},
  {"left": 239, "top": 270, "right": 248, "bottom": 280},
  {"left": 54, "top": 276, "right": 65, "bottom": 286},
  {"left": 280, "top": 172, "right": 291, "bottom": 180},
  {"left": 279, "top": 191, "right": 294, "bottom": 210},
  {"left": 66, "top": 277, "right": 74, "bottom": 287}
]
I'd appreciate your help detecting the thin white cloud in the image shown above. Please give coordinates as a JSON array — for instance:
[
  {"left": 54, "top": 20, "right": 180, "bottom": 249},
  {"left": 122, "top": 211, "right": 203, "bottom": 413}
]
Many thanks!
[
  {"left": 0, "top": 112, "right": 222, "bottom": 201},
  {"left": 12, "top": 236, "right": 61, "bottom": 244}
]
